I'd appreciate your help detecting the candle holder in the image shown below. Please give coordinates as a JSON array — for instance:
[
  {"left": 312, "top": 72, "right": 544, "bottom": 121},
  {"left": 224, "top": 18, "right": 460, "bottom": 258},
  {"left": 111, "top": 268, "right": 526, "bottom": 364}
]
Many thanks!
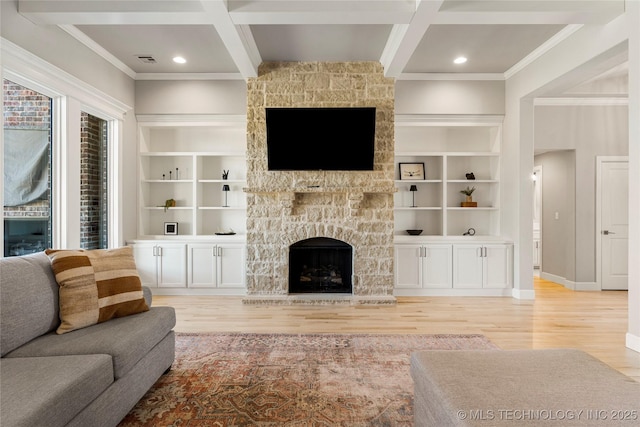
[
  {"left": 222, "top": 184, "right": 230, "bottom": 207},
  {"left": 410, "top": 185, "right": 418, "bottom": 207}
]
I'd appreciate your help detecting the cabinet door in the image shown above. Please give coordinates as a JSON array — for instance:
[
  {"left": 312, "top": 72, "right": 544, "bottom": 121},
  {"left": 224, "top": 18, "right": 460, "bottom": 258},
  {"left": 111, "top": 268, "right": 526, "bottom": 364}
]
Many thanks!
[
  {"left": 188, "top": 244, "right": 217, "bottom": 288},
  {"left": 394, "top": 245, "right": 422, "bottom": 288},
  {"left": 483, "top": 244, "right": 511, "bottom": 289},
  {"left": 453, "top": 245, "right": 484, "bottom": 288},
  {"left": 131, "top": 243, "right": 159, "bottom": 287},
  {"left": 423, "top": 244, "right": 452, "bottom": 288},
  {"left": 157, "top": 244, "right": 187, "bottom": 287},
  {"left": 533, "top": 239, "right": 540, "bottom": 267},
  {"left": 217, "top": 244, "right": 246, "bottom": 288}
]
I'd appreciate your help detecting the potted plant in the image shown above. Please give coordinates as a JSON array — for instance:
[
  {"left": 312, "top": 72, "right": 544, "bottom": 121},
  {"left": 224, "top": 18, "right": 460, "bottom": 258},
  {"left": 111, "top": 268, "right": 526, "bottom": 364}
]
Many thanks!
[
  {"left": 460, "top": 186, "right": 477, "bottom": 207},
  {"left": 163, "top": 198, "right": 176, "bottom": 212}
]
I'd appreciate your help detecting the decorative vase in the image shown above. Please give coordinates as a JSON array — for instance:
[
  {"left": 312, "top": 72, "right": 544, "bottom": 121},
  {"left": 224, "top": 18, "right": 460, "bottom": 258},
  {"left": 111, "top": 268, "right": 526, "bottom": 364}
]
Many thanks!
[{"left": 465, "top": 195, "right": 473, "bottom": 203}]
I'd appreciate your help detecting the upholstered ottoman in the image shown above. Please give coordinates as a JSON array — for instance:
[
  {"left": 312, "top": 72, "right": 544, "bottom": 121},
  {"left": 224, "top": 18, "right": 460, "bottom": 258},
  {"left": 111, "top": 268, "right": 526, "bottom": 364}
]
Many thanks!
[{"left": 410, "top": 349, "right": 640, "bottom": 426}]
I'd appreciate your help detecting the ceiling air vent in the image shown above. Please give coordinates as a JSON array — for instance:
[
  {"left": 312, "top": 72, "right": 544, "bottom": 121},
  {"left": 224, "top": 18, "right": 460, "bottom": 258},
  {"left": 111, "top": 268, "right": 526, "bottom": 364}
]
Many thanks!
[{"left": 136, "top": 55, "right": 157, "bottom": 64}]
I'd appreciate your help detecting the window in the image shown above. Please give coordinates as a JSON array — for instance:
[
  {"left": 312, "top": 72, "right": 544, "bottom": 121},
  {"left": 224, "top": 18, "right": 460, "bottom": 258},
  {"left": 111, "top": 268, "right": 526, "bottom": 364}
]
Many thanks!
[
  {"left": 80, "top": 112, "right": 108, "bottom": 249},
  {"left": 3, "top": 79, "right": 52, "bottom": 256}
]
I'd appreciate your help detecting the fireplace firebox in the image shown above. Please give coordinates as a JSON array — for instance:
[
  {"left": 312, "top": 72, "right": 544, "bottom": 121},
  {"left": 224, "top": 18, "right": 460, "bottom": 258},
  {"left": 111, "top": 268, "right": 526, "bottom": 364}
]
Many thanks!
[{"left": 289, "top": 237, "right": 353, "bottom": 294}]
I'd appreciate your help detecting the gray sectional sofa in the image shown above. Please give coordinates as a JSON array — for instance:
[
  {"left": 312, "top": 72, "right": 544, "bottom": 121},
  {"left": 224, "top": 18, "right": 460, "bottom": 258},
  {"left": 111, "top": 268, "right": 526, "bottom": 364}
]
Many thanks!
[{"left": 0, "top": 251, "right": 176, "bottom": 427}]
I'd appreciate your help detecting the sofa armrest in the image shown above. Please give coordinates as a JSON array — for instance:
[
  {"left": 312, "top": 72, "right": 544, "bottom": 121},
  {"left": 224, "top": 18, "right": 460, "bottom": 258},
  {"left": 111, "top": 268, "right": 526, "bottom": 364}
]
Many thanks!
[{"left": 143, "top": 286, "right": 153, "bottom": 307}]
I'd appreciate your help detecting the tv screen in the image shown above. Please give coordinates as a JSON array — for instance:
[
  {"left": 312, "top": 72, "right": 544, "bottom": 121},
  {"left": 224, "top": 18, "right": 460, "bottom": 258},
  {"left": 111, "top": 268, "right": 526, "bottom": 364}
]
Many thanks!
[{"left": 266, "top": 107, "right": 376, "bottom": 171}]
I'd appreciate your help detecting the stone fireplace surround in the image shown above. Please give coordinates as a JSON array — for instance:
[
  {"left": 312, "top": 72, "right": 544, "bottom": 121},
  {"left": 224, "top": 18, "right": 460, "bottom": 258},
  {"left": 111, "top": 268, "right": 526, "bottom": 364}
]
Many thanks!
[{"left": 243, "top": 61, "right": 396, "bottom": 305}]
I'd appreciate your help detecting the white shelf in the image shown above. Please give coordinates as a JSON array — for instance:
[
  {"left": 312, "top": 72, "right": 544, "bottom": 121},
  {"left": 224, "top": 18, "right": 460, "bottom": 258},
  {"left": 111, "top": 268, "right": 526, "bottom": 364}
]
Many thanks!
[
  {"left": 198, "top": 206, "right": 246, "bottom": 210},
  {"left": 137, "top": 115, "right": 247, "bottom": 238},
  {"left": 198, "top": 179, "right": 246, "bottom": 183},
  {"left": 396, "top": 207, "right": 442, "bottom": 211},
  {"left": 143, "top": 179, "right": 194, "bottom": 183},
  {"left": 143, "top": 206, "right": 193, "bottom": 210},
  {"left": 394, "top": 115, "right": 503, "bottom": 238}
]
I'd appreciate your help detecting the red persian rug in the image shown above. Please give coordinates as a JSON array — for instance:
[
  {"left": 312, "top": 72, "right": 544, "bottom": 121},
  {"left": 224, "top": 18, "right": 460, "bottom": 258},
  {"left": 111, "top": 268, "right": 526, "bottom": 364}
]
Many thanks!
[{"left": 119, "top": 333, "right": 498, "bottom": 426}]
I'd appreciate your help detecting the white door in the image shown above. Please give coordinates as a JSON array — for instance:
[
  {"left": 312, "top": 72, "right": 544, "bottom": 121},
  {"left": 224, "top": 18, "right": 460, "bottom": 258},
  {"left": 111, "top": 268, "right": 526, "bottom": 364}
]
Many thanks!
[
  {"left": 599, "top": 159, "right": 628, "bottom": 290},
  {"left": 188, "top": 244, "right": 217, "bottom": 288},
  {"left": 452, "top": 245, "right": 484, "bottom": 289},
  {"left": 532, "top": 165, "right": 542, "bottom": 269},
  {"left": 217, "top": 244, "right": 246, "bottom": 288},
  {"left": 157, "top": 244, "right": 187, "bottom": 288},
  {"left": 394, "top": 245, "right": 422, "bottom": 288},
  {"left": 131, "top": 243, "right": 159, "bottom": 287},
  {"left": 423, "top": 244, "right": 452, "bottom": 289},
  {"left": 483, "top": 245, "right": 511, "bottom": 289}
]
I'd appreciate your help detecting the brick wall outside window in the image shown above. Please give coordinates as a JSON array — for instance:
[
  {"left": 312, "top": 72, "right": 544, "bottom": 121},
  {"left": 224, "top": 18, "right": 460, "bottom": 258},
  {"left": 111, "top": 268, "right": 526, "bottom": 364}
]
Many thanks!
[
  {"left": 2, "top": 79, "right": 51, "bottom": 219},
  {"left": 80, "top": 112, "right": 108, "bottom": 249}
]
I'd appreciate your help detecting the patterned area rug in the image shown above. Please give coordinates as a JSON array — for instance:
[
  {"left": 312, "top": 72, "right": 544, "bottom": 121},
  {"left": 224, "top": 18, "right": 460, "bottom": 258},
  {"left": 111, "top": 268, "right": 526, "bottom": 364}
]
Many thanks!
[{"left": 119, "top": 333, "right": 498, "bottom": 426}]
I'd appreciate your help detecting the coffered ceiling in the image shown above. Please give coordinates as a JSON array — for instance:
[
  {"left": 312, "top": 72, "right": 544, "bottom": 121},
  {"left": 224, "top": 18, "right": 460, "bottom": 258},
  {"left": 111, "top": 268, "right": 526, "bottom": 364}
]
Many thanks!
[{"left": 17, "top": 0, "right": 626, "bottom": 82}]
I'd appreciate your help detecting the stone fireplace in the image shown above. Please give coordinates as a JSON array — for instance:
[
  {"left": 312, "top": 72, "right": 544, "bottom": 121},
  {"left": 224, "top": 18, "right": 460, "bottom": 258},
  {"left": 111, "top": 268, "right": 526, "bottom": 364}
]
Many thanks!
[
  {"left": 289, "top": 237, "right": 353, "bottom": 294},
  {"left": 243, "top": 61, "right": 396, "bottom": 304}
]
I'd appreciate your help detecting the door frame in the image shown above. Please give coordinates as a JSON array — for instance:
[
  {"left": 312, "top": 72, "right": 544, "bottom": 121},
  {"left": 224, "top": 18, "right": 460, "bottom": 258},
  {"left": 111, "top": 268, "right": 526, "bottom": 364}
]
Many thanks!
[
  {"left": 532, "top": 165, "right": 543, "bottom": 272},
  {"left": 596, "top": 156, "right": 629, "bottom": 290}
]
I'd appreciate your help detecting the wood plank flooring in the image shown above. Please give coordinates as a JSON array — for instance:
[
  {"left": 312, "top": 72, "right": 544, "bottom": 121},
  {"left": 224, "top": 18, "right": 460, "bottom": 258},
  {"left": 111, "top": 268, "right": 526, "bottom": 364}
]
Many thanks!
[{"left": 153, "top": 276, "right": 640, "bottom": 381}]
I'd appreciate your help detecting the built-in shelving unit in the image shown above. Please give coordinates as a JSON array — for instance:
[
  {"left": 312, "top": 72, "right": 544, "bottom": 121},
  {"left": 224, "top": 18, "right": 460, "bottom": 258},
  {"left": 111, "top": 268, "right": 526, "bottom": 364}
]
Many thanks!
[
  {"left": 136, "top": 115, "right": 247, "bottom": 238},
  {"left": 394, "top": 115, "right": 503, "bottom": 237},
  {"left": 131, "top": 115, "right": 248, "bottom": 295},
  {"left": 393, "top": 115, "right": 512, "bottom": 295}
]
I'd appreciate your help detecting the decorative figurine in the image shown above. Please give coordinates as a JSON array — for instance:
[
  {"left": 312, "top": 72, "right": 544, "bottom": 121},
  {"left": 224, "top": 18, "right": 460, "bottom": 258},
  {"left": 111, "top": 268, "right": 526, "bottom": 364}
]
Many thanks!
[{"left": 222, "top": 170, "right": 229, "bottom": 180}]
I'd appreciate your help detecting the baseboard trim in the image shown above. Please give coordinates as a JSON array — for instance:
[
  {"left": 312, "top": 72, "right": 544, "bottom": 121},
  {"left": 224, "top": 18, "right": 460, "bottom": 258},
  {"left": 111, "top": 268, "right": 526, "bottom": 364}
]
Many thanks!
[
  {"left": 540, "top": 272, "right": 600, "bottom": 291},
  {"left": 626, "top": 333, "right": 640, "bottom": 353},
  {"left": 511, "top": 288, "right": 535, "bottom": 299}
]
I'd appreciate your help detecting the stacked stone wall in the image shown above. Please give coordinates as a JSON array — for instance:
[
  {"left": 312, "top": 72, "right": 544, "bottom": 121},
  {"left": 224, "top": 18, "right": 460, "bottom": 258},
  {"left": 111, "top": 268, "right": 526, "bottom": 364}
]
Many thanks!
[{"left": 244, "top": 62, "right": 396, "bottom": 304}]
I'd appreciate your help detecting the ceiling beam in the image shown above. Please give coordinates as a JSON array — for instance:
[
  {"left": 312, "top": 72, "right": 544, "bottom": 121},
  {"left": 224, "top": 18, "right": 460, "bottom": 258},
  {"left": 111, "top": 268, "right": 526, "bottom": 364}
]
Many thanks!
[
  {"left": 380, "top": 0, "right": 444, "bottom": 78},
  {"left": 18, "top": 0, "right": 210, "bottom": 25},
  {"left": 199, "top": 0, "right": 261, "bottom": 80},
  {"left": 227, "top": 0, "right": 416, "bottom": 25},
  {"left": 433, "top": 11, "right": 622, "bottom": 25}
]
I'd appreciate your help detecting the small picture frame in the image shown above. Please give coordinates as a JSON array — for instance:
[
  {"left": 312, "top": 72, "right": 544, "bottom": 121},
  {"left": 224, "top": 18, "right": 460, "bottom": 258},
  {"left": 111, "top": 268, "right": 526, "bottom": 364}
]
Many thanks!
[
  {"left": 399, "top": 162, "right": 425, "bottom": 180},
  {"left": 164, "top": 222, "right": 178, "bottom": 235}
]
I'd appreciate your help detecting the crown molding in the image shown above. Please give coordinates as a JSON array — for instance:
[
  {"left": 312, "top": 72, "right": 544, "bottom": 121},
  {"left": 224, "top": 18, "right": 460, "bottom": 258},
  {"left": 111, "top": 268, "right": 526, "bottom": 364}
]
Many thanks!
[
  {"left": 135, "top": 73, "right": 245, "bottom": 81},
  {"left": 1, "top": 38, "right": 131, "bottom": 118},
  {"left": 534, "top": 97, "right": 628, "bottom": 106}
]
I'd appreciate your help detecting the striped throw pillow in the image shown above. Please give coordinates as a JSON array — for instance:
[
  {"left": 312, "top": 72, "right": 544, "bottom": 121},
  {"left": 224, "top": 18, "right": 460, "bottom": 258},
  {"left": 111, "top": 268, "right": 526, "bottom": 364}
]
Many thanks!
[{"left": 45, "top": 246, "right": 149, "bottom": 334}]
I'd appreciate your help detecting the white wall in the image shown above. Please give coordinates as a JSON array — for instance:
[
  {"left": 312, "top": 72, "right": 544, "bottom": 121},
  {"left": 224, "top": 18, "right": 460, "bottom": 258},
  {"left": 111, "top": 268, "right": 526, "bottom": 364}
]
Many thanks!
[
  {"left": 504, "top": 8, "right": 638, "bottom": 350},
  {"left": 626, "top": 1, "right": 640, "bottom": 350},
  {"left": 534, "top": 105, "right": 628, "bottom": 286},
  {"left": 395, "top": 80, "right": 505, "bottom": 115},
  {"left": 135, "top": 80, "right": 247, "bottom": 115},
  {"left": 534, "top": 151, "right": 576, "bottom": 282}
]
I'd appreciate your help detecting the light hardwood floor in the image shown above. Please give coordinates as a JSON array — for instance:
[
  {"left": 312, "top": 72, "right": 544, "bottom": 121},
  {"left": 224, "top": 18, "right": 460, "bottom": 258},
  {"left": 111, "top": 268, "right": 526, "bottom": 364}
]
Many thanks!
[{"left": 154, "top": 276, "right": 640, "bottom": 381}]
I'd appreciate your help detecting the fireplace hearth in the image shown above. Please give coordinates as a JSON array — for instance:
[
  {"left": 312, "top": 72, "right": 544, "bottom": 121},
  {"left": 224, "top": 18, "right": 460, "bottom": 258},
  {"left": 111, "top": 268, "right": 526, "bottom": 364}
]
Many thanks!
[{"left": 289, "top": 237, "right": 352, "bottom": 294}]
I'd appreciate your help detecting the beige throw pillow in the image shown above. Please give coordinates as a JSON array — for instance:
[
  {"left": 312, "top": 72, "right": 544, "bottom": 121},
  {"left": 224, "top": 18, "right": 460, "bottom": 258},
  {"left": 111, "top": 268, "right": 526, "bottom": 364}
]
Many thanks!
[{"left": 46, "top": 246, "right": 149, "bottom": 334}]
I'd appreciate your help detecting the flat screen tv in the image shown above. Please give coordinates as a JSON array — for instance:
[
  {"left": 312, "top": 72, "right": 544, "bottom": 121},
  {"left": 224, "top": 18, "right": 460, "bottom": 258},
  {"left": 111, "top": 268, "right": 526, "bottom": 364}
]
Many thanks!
[{"left": 266, "top": 107, "right": 376, "bottom": 171}]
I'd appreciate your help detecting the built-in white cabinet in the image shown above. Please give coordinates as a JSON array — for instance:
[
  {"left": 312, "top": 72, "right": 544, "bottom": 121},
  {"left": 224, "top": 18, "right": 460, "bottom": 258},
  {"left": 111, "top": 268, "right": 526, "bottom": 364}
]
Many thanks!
[
  {"left": 188, "top": 243, "right": 245, "bottom": 288},
  {"left": 137, "top": 115, "right": 247, "bottom": 238},
  {"left": 452, "top": 244, "right": 512, "bottom": 289},
  {"left": 394, "top": 238, "right": 512, "bottom": 295},
  {"left": 131, "top": 242, "right": 187, "bottom": 288},
  {"left": 395, "top": 244, "right": 452, "bottom": 289},
  {"left": 132, "top": 115, "right": 248, "bottom": 295},
  {"left": 394, "top": 115, "right": 502, "bottom": 237}
]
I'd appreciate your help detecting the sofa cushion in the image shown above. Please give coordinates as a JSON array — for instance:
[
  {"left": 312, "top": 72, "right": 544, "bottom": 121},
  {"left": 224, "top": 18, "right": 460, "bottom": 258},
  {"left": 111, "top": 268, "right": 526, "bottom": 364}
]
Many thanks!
[
  {"left": 0, "top": 251, "right": 59, "bottom": 356},
  {"left": 4, "top": 306, "right": 176, "bottom": 379},
  {"left": 46, "top": 246, "right": 149, "bottom": 334},
  {"left": 0, "top": 354, "right": 113, "bottom": 427}
]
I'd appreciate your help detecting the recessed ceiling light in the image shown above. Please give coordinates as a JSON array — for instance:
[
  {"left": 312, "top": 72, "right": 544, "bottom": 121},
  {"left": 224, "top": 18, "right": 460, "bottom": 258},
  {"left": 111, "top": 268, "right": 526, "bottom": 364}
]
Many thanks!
[
  {"left": 173, "top": 56, "right": 187, "bottom": 64},
  {"left": 454, "top": 56, "right": 467, "bottom": 65}
]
